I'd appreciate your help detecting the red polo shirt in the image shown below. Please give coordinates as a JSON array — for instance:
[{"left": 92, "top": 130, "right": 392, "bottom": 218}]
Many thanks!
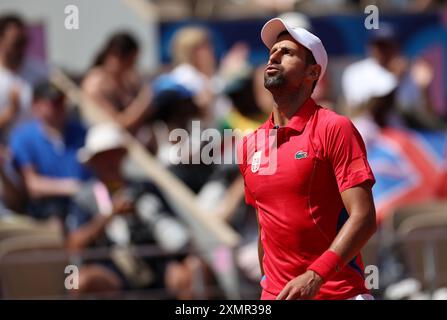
[{"left": 238, "top": 98, "right": 375, "bottom": 300}]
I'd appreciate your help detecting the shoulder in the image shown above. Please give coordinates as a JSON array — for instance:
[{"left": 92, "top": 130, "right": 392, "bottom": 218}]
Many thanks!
[
  {"left": 10, "top": 120, "right": 39, "bottom": 141},
  {"left": 314, "top": 107, "right": 353, "bottom": 132},
  {"left": 82, "top": 68, "right": 112, "bottom": 91}
]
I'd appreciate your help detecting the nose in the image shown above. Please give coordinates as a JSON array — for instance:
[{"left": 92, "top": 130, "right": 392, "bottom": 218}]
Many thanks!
[{"left": 268, "top": 49, "right": 281, "bottom": 65}]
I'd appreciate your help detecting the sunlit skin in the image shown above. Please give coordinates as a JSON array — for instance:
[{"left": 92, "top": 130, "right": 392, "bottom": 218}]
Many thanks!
[
  {"left": 193, "top": 39, "right": 216, "bottom": 78},
  {"left": 264, "top": 33, "right": 320, "bottom": 124}
]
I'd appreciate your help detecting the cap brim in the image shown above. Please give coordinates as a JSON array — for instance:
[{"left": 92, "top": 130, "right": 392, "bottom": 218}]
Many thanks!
[
  {"left": 261, "top": 18, "right": 291, "bottom": 50},
  {"left": 77, "top": 148, "right": 92, "bottom": 164},
  {"left": 77, "top": 146, "right": 127, "bottom": 164},
  {"left": 261, "top": 17, "right": 328, "bottom": 77}
]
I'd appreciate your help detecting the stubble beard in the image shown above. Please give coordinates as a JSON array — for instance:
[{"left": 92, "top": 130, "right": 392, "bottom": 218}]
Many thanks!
[{"left": 264, "top": 72, "right": 286, "bottom": 90}]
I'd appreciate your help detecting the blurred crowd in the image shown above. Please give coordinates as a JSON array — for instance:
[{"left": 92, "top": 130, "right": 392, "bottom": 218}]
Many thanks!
[{"left": 0, "top": 9, "right": 446, "bottom": 299}]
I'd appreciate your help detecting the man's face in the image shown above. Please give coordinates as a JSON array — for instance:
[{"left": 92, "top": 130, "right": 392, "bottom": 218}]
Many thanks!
[
  {"left": 370, "top": 40, "right": 399, "bottom": 66},
  {"left": 88, "top": 148, "right": 126, "bottom": 183},
  {"left": 116, "top": 50, "right": 138, "bottom": 72},
  {"left": 34, "top": 96, "right": 66, "bottom": 127},
  {"left": 193, "top": 39, "right": 216, "bottom": 77},
  {"left": 264, "top": 33, "right": 310, "bottom": 91},
  {"left": 0, "top": 24, "right": 28, "bottom": 69}
]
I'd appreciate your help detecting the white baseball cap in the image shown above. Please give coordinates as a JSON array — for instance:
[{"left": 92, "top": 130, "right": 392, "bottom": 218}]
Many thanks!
[
  {"left": 78, "top": 122, "right": 127, "bottom": 163},
  {"left": 261, "top": 17, "right": 328, "bottom": 77}
]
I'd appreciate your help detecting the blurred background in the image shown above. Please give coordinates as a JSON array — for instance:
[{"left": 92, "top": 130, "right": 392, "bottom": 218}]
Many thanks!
[{"left": 0, "top": 0, "right": 447, "bottom": 300}]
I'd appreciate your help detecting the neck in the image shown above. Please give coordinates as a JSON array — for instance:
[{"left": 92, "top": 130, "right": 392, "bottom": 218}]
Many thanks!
[
  {"left": 42, "top": 121, "right": 64, "bottom": 137},
  {"left": 0, "top": 54, "right": 20, "bottom": 72},
  {"left": 103, "top": 62, "right": 122, "bottom": 80},
  {"left": 102, "top": 177, "right": 124, "bottom": 192},
  {"left": 271, "top": 86, "right": 311, "bottom": 126}
]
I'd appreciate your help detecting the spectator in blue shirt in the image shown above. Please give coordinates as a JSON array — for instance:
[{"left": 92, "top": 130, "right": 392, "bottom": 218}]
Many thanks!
[{"left": 9, "top": 81, "right": 90, "bottom": 220}]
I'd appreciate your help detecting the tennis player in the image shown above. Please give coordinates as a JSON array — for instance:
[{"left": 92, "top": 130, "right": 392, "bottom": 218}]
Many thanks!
[{"left": 238, "top": 18, "right": 377, "bottom": 300}]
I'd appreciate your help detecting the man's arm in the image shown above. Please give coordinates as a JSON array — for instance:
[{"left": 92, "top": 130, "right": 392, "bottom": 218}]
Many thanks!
[
  {"left": 21, "top": 166, "right": 81, "bottom": 198},
  {"left": 256, "top": 209, "right": 265, "bottom": 276},
  {"left": 66, "top": 214, "right": 112, "bottom": 251},
  {"left": 0, "top": 86, "right": 20, "bottom": 129},
  {"left": 276, "top": 182, "right": 376, "bottom": 300},
  {"left": 66, "top": 191, "right": 134, "bottom": 251},
  {"left": 328, "top": 183, "right": 377, "bottom": 264}
]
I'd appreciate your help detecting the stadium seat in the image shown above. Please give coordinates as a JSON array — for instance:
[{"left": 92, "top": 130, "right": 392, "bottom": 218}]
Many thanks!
[
  {"left": 396, "top": 209, "right": 447, "bottom": 291},
  {"left": 0, "top": 217, "right": 68, "bottom": 299}
]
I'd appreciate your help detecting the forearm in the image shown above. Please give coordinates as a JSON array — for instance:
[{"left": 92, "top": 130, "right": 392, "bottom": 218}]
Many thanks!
[
  {"left": 121, "top": 100, "right": 150, "bottom": 130},
  {"left": 66, "top": 214, "right": 112, "bottom": 251},
  {"left": 328, "top": 210, "right": 377, "bottom": 264},
  {"left": 307, "top": 185, "right": 377, "bottom": 282},
  {"left": 26, "top": 175, "right": 80, "bottom": 198}
]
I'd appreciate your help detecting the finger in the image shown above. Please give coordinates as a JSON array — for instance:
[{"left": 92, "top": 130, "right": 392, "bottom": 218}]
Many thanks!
[
  {"left": 300, "top": 289, "right": 316, "bottom": 300},
  {"left": 276, "top": 287, "right": 289, "bottom": 300},
  {"left": 285, "top": 289, "right": 300, "bottom": 300}
]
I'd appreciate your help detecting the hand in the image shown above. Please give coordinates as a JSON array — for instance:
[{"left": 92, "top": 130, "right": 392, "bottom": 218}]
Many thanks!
[
  {"left": 276, "top": 270, "right": 324, "bottom": 300},
  {"left": 112, "top": 192, "right": 134, "bottom": 216},
  {"left": 219, "top": 42, "right": 250, "bottom": 78},
  {"left": 65, "top": 179, "right": 82, "bottom": 196},
  {"left": 411, "top": 59, "right": 434, "bottom": 90}
]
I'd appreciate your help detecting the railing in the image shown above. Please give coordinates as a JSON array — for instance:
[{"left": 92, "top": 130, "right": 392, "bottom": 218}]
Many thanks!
[{"left": 0, "top": 242, "right": 261, "bottom": 300}]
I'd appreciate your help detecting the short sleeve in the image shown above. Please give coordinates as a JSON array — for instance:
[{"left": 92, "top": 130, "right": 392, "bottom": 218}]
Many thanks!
[
  {"left": 324, "top": 116, "right": 375, "bottom": 193},
  {"left": 9, "top": 128, "right": 33, "bottom": 169}
]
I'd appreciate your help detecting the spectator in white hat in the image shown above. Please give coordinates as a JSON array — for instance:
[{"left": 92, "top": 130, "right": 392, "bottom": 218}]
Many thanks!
[{"left": 66, "top": 122, "right": 190, "bottom": 296}]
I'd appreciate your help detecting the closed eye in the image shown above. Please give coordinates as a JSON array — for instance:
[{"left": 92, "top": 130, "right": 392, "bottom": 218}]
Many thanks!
[{"left": 270, "top": 47, "right": 293, "bottom": 56}]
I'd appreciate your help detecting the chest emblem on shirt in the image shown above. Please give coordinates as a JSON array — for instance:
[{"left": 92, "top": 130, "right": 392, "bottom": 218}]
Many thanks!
[
  {"left": 295, "top": 151, "right": 308, "bottom": 160},
  {"left": 251, "top": 150, "right": 262, "bottom": 173}
]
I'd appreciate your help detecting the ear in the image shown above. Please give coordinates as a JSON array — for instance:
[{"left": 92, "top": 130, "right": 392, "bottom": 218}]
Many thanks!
[{"left": 306, "top": 64, "right": 321, "bottom": 82}]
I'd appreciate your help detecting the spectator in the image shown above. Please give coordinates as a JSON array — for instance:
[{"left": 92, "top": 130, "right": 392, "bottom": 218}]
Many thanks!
[
  {"left": 0, "top": 14, "right": 47, "bottom": 140},
  {"left": 8, "top": 81, "right": 90, "bottom": 220},
  {"left": 342, "top": 24, "right": 401, "bottom": 125},
  {"left": 342, "top": 23, "right": 442, "bottom": 136},
  {"left": 147, "top": 75, "right": 214, "bottom": 193},
  {"left": 66, "top": 122, "right": 190, "bottom": 296},
  {"left": 0, "top": 14, "right": 48, "bottom": 213},
  {"left": 82, "top": 32, "right": 151, "bottom": 133},
  {"left": 169, "top": 25, "right": 232, "bottom": 126}
]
